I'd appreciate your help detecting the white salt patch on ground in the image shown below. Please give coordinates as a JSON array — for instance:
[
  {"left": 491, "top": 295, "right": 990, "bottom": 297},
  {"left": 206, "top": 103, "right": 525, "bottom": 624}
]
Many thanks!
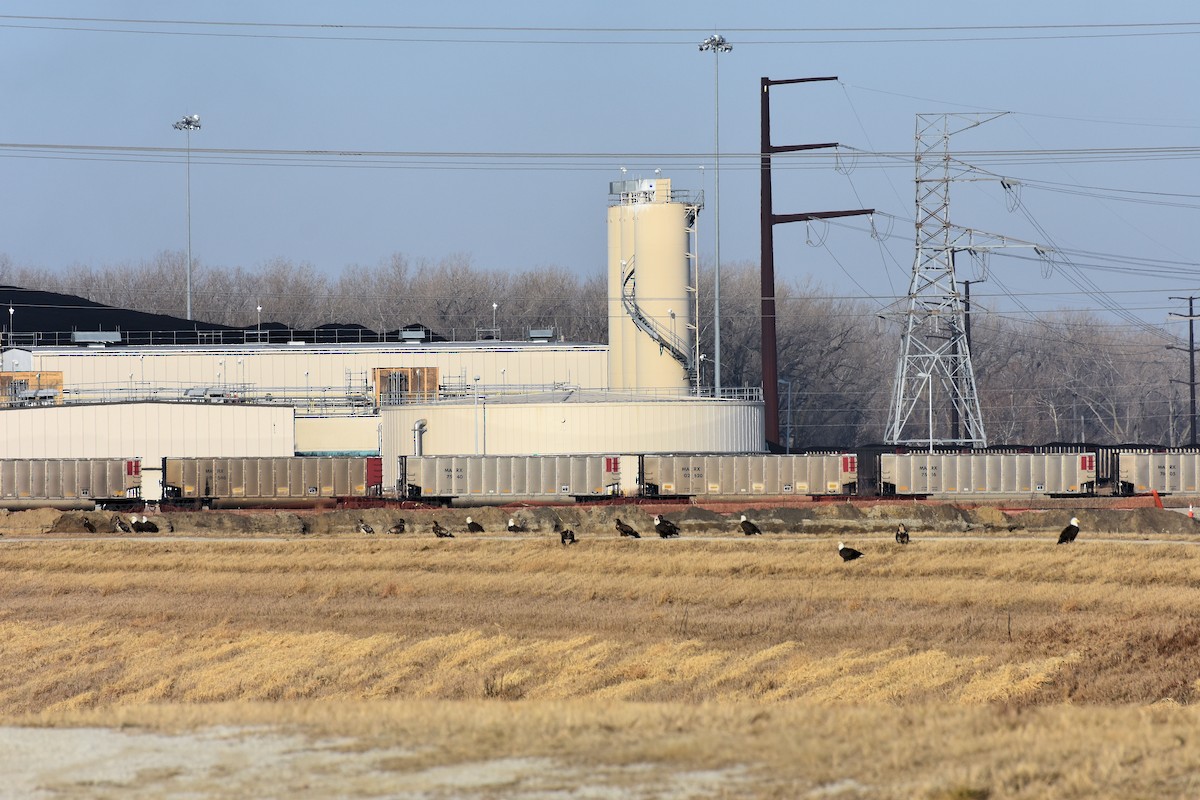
[{"left": 0, "top": 727, "right": 752, "bottom": 799}]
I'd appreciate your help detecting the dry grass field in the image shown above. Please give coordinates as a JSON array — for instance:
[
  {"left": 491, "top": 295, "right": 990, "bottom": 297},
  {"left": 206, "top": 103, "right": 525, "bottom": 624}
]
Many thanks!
[{"left": 2, "top": 505, "right": 1200, "bottom": 798}]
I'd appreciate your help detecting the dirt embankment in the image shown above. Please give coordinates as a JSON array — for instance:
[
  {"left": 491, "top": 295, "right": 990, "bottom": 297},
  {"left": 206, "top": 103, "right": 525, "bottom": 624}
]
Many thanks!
[{"left": 0, "top": 502, "right": 1195, "bottom": 538}]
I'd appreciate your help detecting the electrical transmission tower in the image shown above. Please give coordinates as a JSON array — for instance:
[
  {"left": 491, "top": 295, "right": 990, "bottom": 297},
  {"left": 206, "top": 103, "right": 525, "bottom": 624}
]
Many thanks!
[{"left": 885, "top": 113, "right": 1008, "bottom": 450}]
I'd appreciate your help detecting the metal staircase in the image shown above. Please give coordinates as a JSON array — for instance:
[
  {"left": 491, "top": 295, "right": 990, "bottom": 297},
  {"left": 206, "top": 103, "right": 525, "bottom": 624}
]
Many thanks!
[{"left": 619, "top": 257, "right": 695, "bottom": 382}]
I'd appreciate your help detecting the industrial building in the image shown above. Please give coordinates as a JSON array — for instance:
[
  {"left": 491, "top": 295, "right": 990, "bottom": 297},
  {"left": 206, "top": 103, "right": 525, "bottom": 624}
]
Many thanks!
[{"left": 1, "top": 177, "right": 766, "bottom": 499}]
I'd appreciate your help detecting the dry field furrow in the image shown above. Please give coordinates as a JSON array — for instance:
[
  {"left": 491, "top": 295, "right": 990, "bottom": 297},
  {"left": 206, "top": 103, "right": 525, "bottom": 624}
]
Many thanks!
[{"left": 3, "top": 532, "right": 1200, "bottom": 797}]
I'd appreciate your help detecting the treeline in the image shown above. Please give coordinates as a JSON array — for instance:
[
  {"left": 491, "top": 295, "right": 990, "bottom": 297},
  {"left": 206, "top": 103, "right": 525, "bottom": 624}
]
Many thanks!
[{"left": 1, "top": 251, "right": 1186, "bottom": 449}]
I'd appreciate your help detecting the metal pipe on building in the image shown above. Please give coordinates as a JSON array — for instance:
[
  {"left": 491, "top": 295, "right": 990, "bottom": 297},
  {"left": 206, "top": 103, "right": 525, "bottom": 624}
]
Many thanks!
[{"left": 412, "top": 418, "right": 427, "bottom": 456}]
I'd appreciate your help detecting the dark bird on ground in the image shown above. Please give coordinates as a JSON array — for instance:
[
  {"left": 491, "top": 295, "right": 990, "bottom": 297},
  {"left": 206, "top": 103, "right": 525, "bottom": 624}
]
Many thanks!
[
  {"left": 130, "top": 515, "right": 145, "bottom": 533},
  {"left": 838, "top": 542, "right": 865, "bottom": 562},
  {"left": 432, "top": 521, "right": 454, "bottom": 538},
  {"left": 555, "top": 521, "right": 577, "bottom": 545},
  {"left": 357, "top": 519, "right": 375, "bottom": 535},
  {"left": 614, "top": 518, "right": 640, "bottom": 538},
  {"left": 465, "top": 516, "right": 485, "bottom": 533},
  {"left": 386, "top": 520, "right": 406, "bottom": 535},
  {"left": 82, "top": 518, "right": 96, "bottom": 533},
  {"left": 140, "top": 515, "right": 159, "bottom": 534},
  {"left": 895, "top": 523, "right": 910, "bottom": 544},
  {"left": 1057, "top": 517, "right": 1080, "bottom": 545},
  {"left": 653, "top": 514, "right": 680, "bottom": 538},
  {"left": 113, "top": 514, "right": 132, "bottom": 533},
  {"left": 739, "top": 515, "right": 762, "bottom": 536},
  {"left": 507, "top": 517, "right": 527, "bottom": 533}
]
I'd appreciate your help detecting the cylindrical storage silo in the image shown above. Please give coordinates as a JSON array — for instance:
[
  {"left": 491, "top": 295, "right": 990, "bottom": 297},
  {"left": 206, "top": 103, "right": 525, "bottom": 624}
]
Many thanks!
[{"left": 606, "top": 178, "right": 697, "bottom": 392}]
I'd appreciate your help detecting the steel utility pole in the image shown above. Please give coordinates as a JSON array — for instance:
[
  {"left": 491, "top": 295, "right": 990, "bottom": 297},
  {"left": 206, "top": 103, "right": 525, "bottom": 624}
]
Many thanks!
[
  {"left": 886, "top": 113, "right": 1015, "bottom": 450},
  {"left": 760, "top": 76, "right": 872, "bottom": 447},
  {"left": 1169, "top": 296, "right": 1199, "bottom": 447}
]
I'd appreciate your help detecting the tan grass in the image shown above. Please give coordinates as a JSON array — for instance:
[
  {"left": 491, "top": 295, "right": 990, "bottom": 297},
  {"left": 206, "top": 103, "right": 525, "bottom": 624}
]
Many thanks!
[{"left": 5, "top": 535, "right": 1200, "bottom": 796}]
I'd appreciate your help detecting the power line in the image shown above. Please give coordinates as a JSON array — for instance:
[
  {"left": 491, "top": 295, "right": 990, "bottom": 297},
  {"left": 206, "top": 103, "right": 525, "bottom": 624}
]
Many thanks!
[{"left": 3, "top": 16, "right": 1199, "bottom": 47}]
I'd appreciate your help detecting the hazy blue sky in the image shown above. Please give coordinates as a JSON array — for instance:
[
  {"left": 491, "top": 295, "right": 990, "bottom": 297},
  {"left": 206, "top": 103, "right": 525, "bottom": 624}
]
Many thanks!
[{"left": 2, "top": 2, "right": 1198, "bottom": 330}]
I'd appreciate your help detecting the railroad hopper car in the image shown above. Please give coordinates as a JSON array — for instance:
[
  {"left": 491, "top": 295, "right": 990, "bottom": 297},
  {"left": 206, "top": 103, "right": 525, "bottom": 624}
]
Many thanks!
[
  {"left": 640, "top": 453, "right": 858, "bottom": 497},
  {"left": 880, "top": 452, "right": 1097, "bottom": 496},
  {"left": 1117, "top": 452, "right": 1200, "bottom": 495},
  {"left": 162, "top": 456, "right": 383, "bottom": 508},
  {"left": 402, "top": 455, "right": 622, "bottom": 504},
  {"left": 0, "top": 458, "right": 142, "bottom": 510}
]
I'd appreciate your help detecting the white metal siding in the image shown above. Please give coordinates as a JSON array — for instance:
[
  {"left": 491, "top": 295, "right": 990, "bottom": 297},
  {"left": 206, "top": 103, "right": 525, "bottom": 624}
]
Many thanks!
[
  {"left": 27, "top": 343, "right": 609, "bottom": 397},
  {"left": 380, "top": 400, "right": 764, "bottom": 491},
  {"left": 0, "top": 402, "right": 295, "bottom": 500}
]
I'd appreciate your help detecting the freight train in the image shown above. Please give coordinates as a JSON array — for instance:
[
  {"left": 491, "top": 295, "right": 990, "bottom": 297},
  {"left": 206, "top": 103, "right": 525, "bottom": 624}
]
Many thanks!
[
  {"left": 3, "top": 448, "right": 1199, "bottom": 510},
  {"left": 399, "top": 451, "right": 1096, "bottom": 505},
  {"left": 0, "top": 456, "right": 383, "bottom": 510},
  {"left": 0, "top": 458, "right": 142, "bottom": 510}
]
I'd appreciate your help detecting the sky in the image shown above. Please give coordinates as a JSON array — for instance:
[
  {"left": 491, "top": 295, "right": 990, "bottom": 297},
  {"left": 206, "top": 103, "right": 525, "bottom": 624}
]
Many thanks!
[{"left": 2, "top": 2, "right": 1199, "bottom": 334}]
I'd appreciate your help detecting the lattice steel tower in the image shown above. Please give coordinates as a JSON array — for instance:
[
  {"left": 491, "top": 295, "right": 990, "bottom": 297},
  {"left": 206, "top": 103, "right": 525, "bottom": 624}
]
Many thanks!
[{"left": 885, "top": 113, "right": 1003, "bottom": 449}]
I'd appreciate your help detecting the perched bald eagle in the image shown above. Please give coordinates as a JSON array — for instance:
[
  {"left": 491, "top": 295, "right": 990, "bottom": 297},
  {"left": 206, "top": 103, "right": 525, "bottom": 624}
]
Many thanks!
[
  {"left": 1058, "top": 517, "right": 1080, "bottom": 545},
  {"left": 432, "top": 521, "right": 454, "bottom": 538},
  {"left": 357, "top": 519, "right": 375, "bottom": 535},
  {"left": 507, "top": 518, "right": 527, "bottom": 533},
  {"left": 140, "top": 516, "right": 159, "bottom": 534},
  {"left": 838, "top": 542, "right": 865, "bottom": 562},
  {"left": 614, "top": 518, "right": 640, "bottom": 538},
  {"left": 130, "top": 515, "right": 145, "bottom": 533},
  {"left": 387, "top": 520, "right": 406, "bottom": 535},
  {"left": 554, "top": 521, "right": 576, "bottom": 545},
  {"left": 465, "top": 516, "right": 485, "bottom": 533},
  {"left": 739, "top": 515, "right": 762, "bottom": 536},
  {"left": 113, "top": 514, "right": 132, "bottom": 533},
  {"left": 654, "top": 515, "right": 680, "bottom": 538},
  {"left": 895, "top": 523, "right": 910, "bottom": 544},
  {"left": 82, "top": 518, "right": 96, "bottom": 533}
]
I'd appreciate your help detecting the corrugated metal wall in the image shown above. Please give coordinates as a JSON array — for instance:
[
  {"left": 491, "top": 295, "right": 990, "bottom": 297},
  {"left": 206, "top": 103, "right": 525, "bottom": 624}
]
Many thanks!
[
  {"left": 294, "top": 416, "right": 381, "bottom": 456},
  {"left": 380, "top": 399, "right": 764, "bottom": 491},
  {"left": 27, "top": 343, "right": 609, "bottom": 395},
  {"left": 0, "top": 402, "right": 294, "bottom": 500}
]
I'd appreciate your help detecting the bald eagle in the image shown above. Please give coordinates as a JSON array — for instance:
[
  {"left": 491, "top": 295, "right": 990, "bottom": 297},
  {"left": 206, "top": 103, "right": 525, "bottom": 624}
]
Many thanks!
[
  {"left": 82, "top": 518, "right": 96, "bottom": 533},
  {"left": 895, "top": 523, "right": 910, "bottom": 544},
  {"left": 357, "top": 519, "right": 375, "bottom": 535},
  {"left": 465, "top": 516, "right": 484, "bottom": 533},
  {"left": 1057, "top": 517, "right": 1080, "bottom": 544},
  {"left": 387, "top": 520, "right": 406, "bottom": 535},
  {"left": 653, "top": 514, "right": 680, "bottom": 538},
  {"left": 140, "top": 516, "right": 159, "bottom": 534},
  {"left": 554, "top": 521, "right": 576, "bottom": 545},
  {"left": 113, "top": 514, "right": 132, "bottom": 533},
  {"left": 507, "top": 518, "right": 527, "bottom": 533},
  {"left": 615, "top": 518, "right": 640, "bottom": 538},
  {"left": 739, "top": 515, "right": 762, "bottom": 536},
  {"left": 432, "top": 521, "right": 454, "bottom": 538},
  {"left": 838, "top": 542, "right": 865, "bottom": 562}
]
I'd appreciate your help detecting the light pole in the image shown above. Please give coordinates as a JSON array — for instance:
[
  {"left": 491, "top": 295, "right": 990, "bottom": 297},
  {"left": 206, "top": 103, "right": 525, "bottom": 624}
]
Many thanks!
[
  {"left": 699, "top": 33, "right": 731, "bottom": 395},
  {"left": 7, "top": 305, "right": 12, "bottom": 347},
  {"left": 256, "top": 304, "right": 262, "bottom": 337},
  {"left": 492, "top": 302, "right": 498, "bottom": 331},
  {"left": 173, "top": 113, "right": 201, "bottom": 320}
]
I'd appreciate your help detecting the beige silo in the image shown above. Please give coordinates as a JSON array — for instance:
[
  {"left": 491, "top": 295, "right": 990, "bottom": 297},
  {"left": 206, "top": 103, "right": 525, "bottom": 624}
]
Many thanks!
[{"left": 606, "top": 178, "right": 701, "bottom": 392}]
